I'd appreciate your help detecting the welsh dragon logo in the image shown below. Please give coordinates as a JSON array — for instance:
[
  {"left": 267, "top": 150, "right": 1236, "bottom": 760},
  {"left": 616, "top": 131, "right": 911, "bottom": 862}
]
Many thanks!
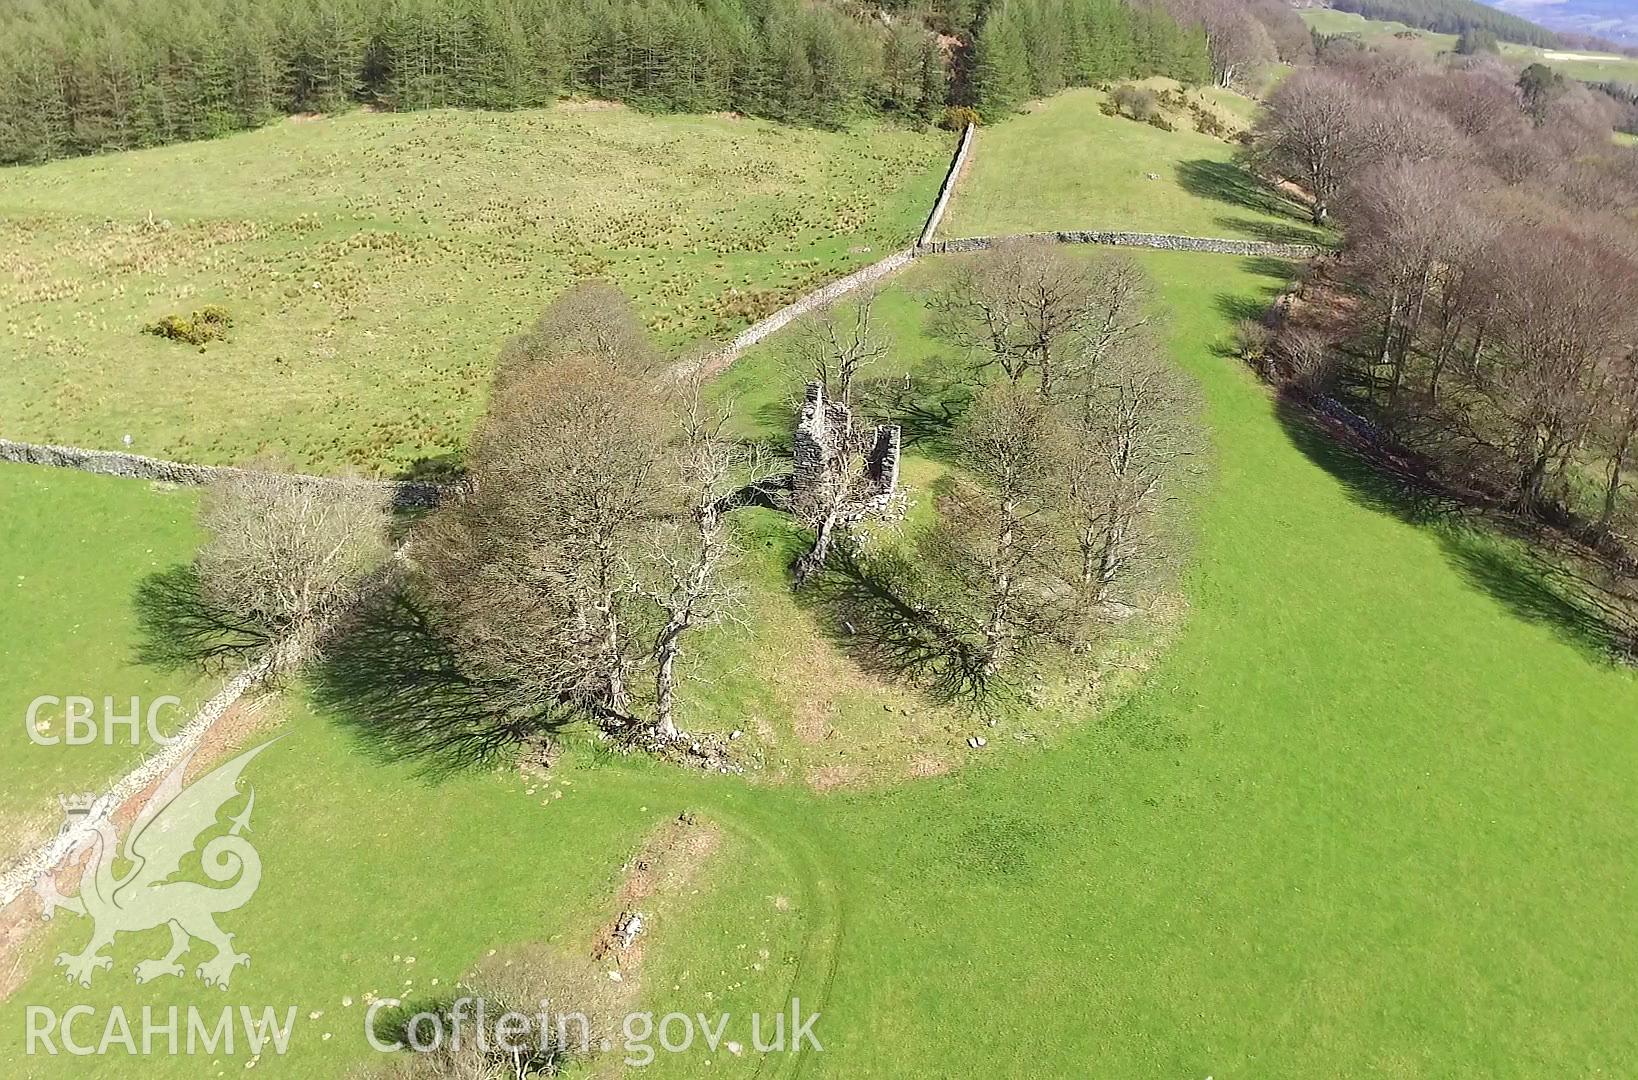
[{"left": 36, "top": 740, "right": 278, "bottom": 990}]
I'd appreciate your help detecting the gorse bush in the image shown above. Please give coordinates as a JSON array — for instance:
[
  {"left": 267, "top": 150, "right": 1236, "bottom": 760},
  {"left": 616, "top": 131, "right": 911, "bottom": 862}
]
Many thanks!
[
  {"left": 1190, "top": 102, "right": 1228, "bottom": 137},
  {"left": 143, "top": 305, "right": 233, "bottom": 346},
  {"left": 1110, "top": 84, "right": 1160, "bottom": 121},
  {"left": 0, "top": 0, "right": 1209, "bottom": 164}
]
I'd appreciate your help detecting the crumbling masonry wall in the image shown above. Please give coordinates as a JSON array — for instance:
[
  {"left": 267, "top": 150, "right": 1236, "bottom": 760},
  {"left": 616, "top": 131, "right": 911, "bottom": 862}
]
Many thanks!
[{"left": 792, "top": 382, "right": 900, "bottom": 511}]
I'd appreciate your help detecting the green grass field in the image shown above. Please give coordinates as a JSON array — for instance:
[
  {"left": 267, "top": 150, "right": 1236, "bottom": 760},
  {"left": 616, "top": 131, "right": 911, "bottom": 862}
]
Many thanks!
[
  {"left": 0, "top": 106, "right": 947, "bottom": 476},
  {"left": 0, "top": 464, "right": 209, "bottom": 857},
  {"left": 939, "top": 88, "right": 1326, "bottom": 246},
  {"left": 5, "top": 86, "right": 1638, "bottom": 1077},
  {"left": 1302, "top": 7, "right": 1638, "bottom": 84},
  {"left": 6, "top": 249, "right": 1636, "bottom": 1077}
]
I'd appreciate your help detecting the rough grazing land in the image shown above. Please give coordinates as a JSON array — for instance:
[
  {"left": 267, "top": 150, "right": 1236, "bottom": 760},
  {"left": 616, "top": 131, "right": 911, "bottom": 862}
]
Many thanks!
[
  {"left": 0, "top": 106, "right": 947, "bottom": 475},
  {"left": 1301, "top": 8, "right": 1638, "bottom": 84}
]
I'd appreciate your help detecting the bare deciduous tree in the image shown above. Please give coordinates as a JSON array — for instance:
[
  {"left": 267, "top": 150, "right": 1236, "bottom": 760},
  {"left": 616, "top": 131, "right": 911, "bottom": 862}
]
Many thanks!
[
  {"left": 949, "top": 380, "right": 1071, "bottom": 673},
  {"left": 790, "top": 289, "right": 889, "bottom": 407},
  {"left": 1478, "top": 226, "right": 1638, "bottom": 514},
  {"left": 419, "top": 351, "right": 669, "bottom": 729},
  {"left": 930, "top": 241, "right": 1154, "bottom": 398},
  {"left": 1204, "top": 3, "right": 1275, "bottom": 89},
  {"left": 1275, "top": 325, "right": 1337, "bottom": 397},
  {"left": 1597, "top": 350, "right": 1638, "bottom": 539},
  {"left": 1248, "top": 69, "right": 1369, "bottom": 225},
  {"left": 1430, "top": 61, "right": 1522, "bottom": 140},
  {"left": 420, "top": 288, "right": 775, "bottom": 746},
  {"left": 1343, "top": 157, "right": 1488, "bottom": 412},
  {"left": 641, "top": 372, "right": 766, "bottom": 738},
  {"left": 195, "top": 470, "right": 391, "bottom": 666},
  {"left": 494, "top": 279, "right": 660, "bottom": 394},
  {"left": 787, "top": 297, "right": 901, "bottom": 585},
  {"left": 791, "top": 425, "right": 885, "bottom": 586},
  {"left": 1060, "top": 354, "right": 1196, "bottom": 602}
]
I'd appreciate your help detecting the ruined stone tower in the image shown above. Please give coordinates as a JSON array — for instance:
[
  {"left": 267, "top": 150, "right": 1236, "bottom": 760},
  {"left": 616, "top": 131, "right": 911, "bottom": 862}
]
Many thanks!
[{"left": 792, "top": 381, "right": 900, "bottom": 512}]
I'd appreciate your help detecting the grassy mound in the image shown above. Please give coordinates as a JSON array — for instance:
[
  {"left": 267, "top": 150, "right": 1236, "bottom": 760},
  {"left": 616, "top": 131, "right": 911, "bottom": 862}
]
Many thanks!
[{"left": 0, "top": 106, "right": 947, "bottom": 475}]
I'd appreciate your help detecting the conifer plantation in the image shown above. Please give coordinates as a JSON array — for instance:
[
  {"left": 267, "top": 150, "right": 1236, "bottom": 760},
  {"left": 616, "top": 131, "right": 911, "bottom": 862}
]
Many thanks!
[{"left": 0, "top": 0, "right": 1209, "bottom": 164}]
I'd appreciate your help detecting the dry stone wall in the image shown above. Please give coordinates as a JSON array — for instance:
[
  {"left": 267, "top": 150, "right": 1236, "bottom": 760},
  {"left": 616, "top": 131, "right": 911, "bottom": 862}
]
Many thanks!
[
  {"left": 694, "top": 248, "right": 918, "bottom": 378},
  {"left": 920, "top": 230, "right": 1320, "bottom": 260},
  {"left": 919, "top": 123, "right": 976, "bottom": 246},
  {"left": 0, "top": 438, "right": 446, "bottom": 508}
]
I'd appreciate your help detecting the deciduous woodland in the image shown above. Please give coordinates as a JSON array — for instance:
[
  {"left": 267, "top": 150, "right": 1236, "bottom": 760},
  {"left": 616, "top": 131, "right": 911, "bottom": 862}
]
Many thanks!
[
  {"left": 0, "top": 0, "right": 1220, "bottom": 163},
  {"left": 1242, "top": 41, "right": 1638, "bottom": 653}
]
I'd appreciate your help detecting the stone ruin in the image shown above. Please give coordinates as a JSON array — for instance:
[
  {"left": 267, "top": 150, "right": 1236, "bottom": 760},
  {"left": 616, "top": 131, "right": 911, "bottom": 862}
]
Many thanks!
[{"left": 791, "top": 381, "right": 900, "bottom": 515}]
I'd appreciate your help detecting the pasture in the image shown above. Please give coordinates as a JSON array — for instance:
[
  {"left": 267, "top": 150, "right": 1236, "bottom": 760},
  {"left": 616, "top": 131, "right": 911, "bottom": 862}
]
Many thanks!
[
  {"left": 937, "top": 87, "right": 1326, "bottom": 245},
  {"left": 4, "top": 247, "right": 1636, "bottom": 1076},
  {"left": 0, "top": 464, "right": 208, "bottom": 859},
  {"left": 0, "top": 106, "right": 947, "bottom": 476}
]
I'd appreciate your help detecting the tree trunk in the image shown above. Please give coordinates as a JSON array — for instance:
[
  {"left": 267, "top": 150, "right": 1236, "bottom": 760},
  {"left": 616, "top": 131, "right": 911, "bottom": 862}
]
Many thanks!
[
  {"left": 795, "top": 507, "right": 839, "bottom": 585},
  {"left": 605, "top": 614, "right": 630, "bottom": 717},
  {"left": 1078, "top": 525, "right": 1097, "bottom": 589},
  {"left": 1429, "top": 316, "right": 1462, "bottom": 407},
  {"left": 1516, "top": 432, "right": 1554, "bottom": 517},
  {"left": 1466, "top": 319, "right": 1487, "bottom": 375},
  {"left": 1376, "top": 287, "right": 1400, "bottom": 404},
  {"left": 1391, "top": 263, "right": 1431, "bottom": 410},
  {"left": 1599, "top": 413, "right": 1636, "bottom": 538},
  {"left": 1095, "top": 509, "right": 1126, "bottom": 604},
  {"left": 981, "top": 499, "right": 1018, "bottom": 674},
  {"left": 653, "top": 631, "right": 681, "bottom": 741}
]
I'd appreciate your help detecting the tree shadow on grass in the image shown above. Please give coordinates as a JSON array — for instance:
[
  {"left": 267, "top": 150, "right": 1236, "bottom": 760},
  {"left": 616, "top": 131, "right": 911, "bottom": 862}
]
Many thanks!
[
  {"left": 1437, "top": 532, "right": 1621, "bottom": 655},
  {"left": 1177, "top": 158, "right": 1308, "bottom": 223},
  {"left": 1214, "top": 255, "right": 1302, "bottom": 336},
  {"left": 799, "top": 545, "right": 1007, "bottom": 709},
  {"left": 1240, "top": 255, "right": 1304, "bottom": 283},
  {"left": 132, "top": 564, "right": 271, "bottom": 673},
  {"left": 308, "top": 584, "right": 574, "bottom": 777},
  {"left": 1273, "top": 395, "right": 1632, "bottom": 659},
  {"left": 1215, "top": 291, "right": 1278, "bottom": 324},
  {"left": 856, "top": 369, "right": 975, "bottom": 461},
  {"left": 1215, "top": 215, "right": 1326, "bottom": 247}
]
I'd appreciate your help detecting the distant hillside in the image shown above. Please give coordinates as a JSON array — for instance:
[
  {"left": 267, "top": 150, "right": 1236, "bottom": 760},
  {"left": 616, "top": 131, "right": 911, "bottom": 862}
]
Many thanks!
[
  {"left": 1493, "top": 0, "right": 1638, "bottom": 47},
  {"left": 1327, "top": 0, "right": 1561, "bottom": 48}
]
